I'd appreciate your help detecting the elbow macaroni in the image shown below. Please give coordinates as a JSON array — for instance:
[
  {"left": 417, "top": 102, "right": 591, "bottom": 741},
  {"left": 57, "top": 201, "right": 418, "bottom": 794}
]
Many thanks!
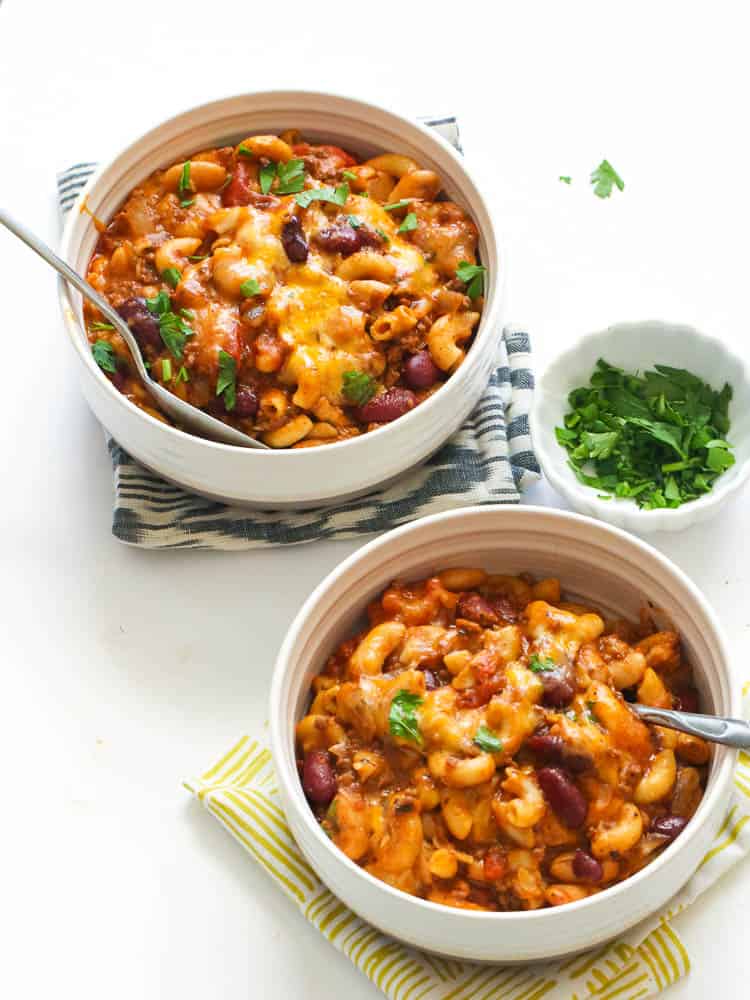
[{"left": 296, "top": 568, "right": 708, "bottom": 911}]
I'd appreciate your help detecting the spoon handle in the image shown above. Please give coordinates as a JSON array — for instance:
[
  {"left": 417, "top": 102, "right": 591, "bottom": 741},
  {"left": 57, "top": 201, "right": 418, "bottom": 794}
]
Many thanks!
[
  {"left": 0, "top": 207, "right": 150, "bottom": 382},
  {"left": 631, "top": 703, "right": 750, "bottom": 749}
]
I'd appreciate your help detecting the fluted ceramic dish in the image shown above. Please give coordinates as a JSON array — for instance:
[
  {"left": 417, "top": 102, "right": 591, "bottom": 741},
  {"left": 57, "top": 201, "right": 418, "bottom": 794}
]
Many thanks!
[
  {"left": 58, "top": 91, "right": 504, "bottom": 508},
  {"left": 530, "top": 321, "right": 750, "bottom": 533},
  {"left": 269, "top": 505, "right": 737, "bottom": 963}
]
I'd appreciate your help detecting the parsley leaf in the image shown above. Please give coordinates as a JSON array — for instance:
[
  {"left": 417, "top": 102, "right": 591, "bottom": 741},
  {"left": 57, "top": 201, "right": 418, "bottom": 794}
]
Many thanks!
[
  {"left": 237, "top": 144, "right": 254, "bottom": 158},
  {"left": 216, "top": 350, "right": 237, "bottom": 411},
  {"left": 89, "top": 321, "right": 114, "bottom": 331},
  {"left": 456, "top": 260, "right": 487, "bottom": 299},
  {"left": 342, "top": 370, "right": 377, "bottom": 406},
  {"left": 146, "top": 290, "right": 171, "bottom": 316},
  {"left": 388, "top": 690, "right": 424, "bottom": 745},
  {"left": 180, "top": 198, "right": 194, "bottom": 208},
  {"left": 347, "top": 214, "right": 362, "bottom": 229},
  {"left": 275, "top": 158, "right": 306, "bottom": 195},
  {"left": 473, "top": 725, "right": 503, "bottom": 753},
  {"left": 176, "top": 365, "right": 189, "bottom": 383},
  {"left": 92, "top": 340, "right": 117, "bottom": 373},
  {"left": 559, "top": 175, "right": 572, "bottom": 184},
  {"left": 528, "top": 654, "right": 557, "bottom": 673},
  {"left": 162, "top": 358, "right": 172, "bottom": 382},
  {"left": 590, "top": 159, "right": 625, "bottom": 199},
  {"left": 384, "top": 199, "right": 411, "bottom": 211},
  {"left": 398, "top": 212, "right": 418, "bottom": 233},
  {"left": 178, "top": 161, "right": 191, "bottom": 195},
  {"left": 295, "top": 182, "right": 349, "bottom": 209},
  {"left": 146, "top": 291, "right": 193, "bottom": 359},
  {"left": 240, "top": 278, "right": 261, "bottom": 298},
  {"left": 556, "top": 358, "right": 735, "bottom": 509},
  {"left": 342, "top": 169, "right": 358, "bottom": 181},
  {"left": 161, "top": 267, "right": 181, "bottom": 289},
  {"left": 259, "top": 162, "right": 276, "bottom": 195},
  {"left": 375, "top": 227, "right": 390, "bottom": 243}
]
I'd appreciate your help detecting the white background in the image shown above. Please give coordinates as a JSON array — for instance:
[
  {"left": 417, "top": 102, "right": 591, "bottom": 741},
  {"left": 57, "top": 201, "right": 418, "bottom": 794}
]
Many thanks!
[{"left": 1, "top": 1, "right": 749, "bottom": 996}]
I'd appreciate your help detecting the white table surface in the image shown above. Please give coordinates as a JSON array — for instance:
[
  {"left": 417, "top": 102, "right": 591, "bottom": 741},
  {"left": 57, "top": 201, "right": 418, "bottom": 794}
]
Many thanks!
[{"left": 2, "top": 1, "right": 749, "bottom": 996}]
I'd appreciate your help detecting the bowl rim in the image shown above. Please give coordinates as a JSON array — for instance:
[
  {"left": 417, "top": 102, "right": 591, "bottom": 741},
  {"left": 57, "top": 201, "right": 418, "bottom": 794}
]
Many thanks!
[
  {"left": 58, "top": 89, "right": 503, "bottom": 461},
  {"left": 530, "top": 319, "right": 750, "bottom": 523},
  {"left": 270, "top": 503, "right": 737, "bottom": 924}
]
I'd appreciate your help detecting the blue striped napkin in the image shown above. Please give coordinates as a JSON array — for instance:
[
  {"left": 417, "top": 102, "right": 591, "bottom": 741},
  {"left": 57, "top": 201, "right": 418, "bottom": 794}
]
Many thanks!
[{"left": 58, "top": 116, "right": 540, "bottom": 550}]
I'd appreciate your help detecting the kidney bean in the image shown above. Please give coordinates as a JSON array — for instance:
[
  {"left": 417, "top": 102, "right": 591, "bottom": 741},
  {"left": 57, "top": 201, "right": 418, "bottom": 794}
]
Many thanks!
[
  {"left": 539, "top": 667, "right": 575, "bottom": 708},
  {"left": 572, "top": 849, "right": 603, "bottom": 882},
  {"left": 281, "top": 217, "right": 309, "bottom": 263},
  {"left": 455, "top": 593, "right": 501, "bottom": 627},
  {"left": 526, "top": 732, "right": 592, "bottom": 773},
  {"left": 356, "top": 387, "right": 417, "bottom": 424},
  {"left": 116, "top": 297, "right": 162, "bottom": 353},
  {"left": 109, "top": 370, "right": 126, "bottom": 392},
  {"left": 357, "top": 226, "right": 387, "bottom": 249},
  {"left": 403, "top": 350, "right": 442, "bottom": 390},
  {"left": 651, "top": 815, "right": 688, "bottom": 842},
  {"left": 233, "top": 387, "right": 259, "bottom": 418},
  {"left": 537, "top": 767, "right": 587, "bottom": 828},
  {"left": 223, "top": 160, "right": 253, "bottom": 207},
  {"left": 313, "top": 223, "right": 361, "bottom": 257},
  {"left": 673, "top": 688, "right": 699, "bottom": 713},
  {"left": 421, "top": 669, "right": 441, "bottom": 691},
  {"left": 302, "top": 750, "right": 337, "bottom": 806}
]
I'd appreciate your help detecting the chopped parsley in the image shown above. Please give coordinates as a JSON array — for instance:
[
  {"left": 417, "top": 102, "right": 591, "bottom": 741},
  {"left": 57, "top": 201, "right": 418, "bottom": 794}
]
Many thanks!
[
  {"left": 259, "top": 161, "right": 276, "bottom": 195},
  {"left": 162, "top": 358, "right": 172, "bottom": 382},
  {"left": 342, "top": 170, "right": 358, "bottom": 182},
  {"left": 216, "top": 349, "right": 237, "bottom": 411},
  {"left": 388, "top": 690, "right": 424, "bottom": 745},
  {"left": 375, "top": 227, "right": 390, "bottom": 243},
  {"left": 295, "top": 182, "right": 349, "bottom": 209},
  {"left": 176, "top": 365, "right": 189, "bottom": 383},
  {"left": 398, "top": 212, "right": 418, "bottom": 233},
  {"left": 178, "top": 161, "right": 191, "bottom": 195},
  {"left": 456, "top": 260, "right": 487, "bottom": 299},
  {"left": 146, "top": 291, "right": 193, "bottom": 360},
  {"left": 528, "top": 654, "right": 557, "bottom": 673},
  {"left": 347, "top": 214, "right": 362, "bottom": 229},
  {"left": 240, "top": 278, "right": 261, "bottom": 298},
  {"left": 559, "top": 175, "right": 572, "bottom": 185},
  {"left": 590, "top": 160, "right": 624, "bottom": 199},
  {"left": 275, "top": 158, "right": 306, "bottom": 195},
  {"left": 473, "top": 725, "right": 503, "bottom": 753},
  {"left": 92, "top": 339, "right": 117, "bottom": 373},
  {"left": 384, "top": 199, "right": 411, "bottom": 212},
  {"left": 89, "top": 321, "right": 114, "bottom": 331},
  {"left": 342, "top": 370, "right": 377, "bottom": 406},
  {"left": 188, "top": 254, "right": 208, "bottom": 262},
  {"left": 556, "top": 359, "right": 735, "bottom": 509},
  {"left": 237, "top": 144, "right": 254, "bottom": 158},
  {"left": 180, "top": 198, "right": 194, "bottom": 208},
  {"left": 161, "top": 267, "right": 181, "bottom": 289}
]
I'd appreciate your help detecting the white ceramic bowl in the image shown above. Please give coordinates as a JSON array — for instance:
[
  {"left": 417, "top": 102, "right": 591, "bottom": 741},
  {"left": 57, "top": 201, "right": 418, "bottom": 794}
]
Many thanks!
[
  {"left": 531, "top": 321, "right": 750, "bottom": 533},
  {"left": 58, "top": 91, "right": 503, "bottom": 508},
  {"left": 270, "top": 505, "right": 737, "bottom": 963}
]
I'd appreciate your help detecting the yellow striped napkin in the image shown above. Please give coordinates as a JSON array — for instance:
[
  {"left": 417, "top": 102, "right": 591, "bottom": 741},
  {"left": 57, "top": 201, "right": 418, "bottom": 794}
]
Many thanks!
[{"left": 185, "top": 686, "right": 750, "bottom": 1000}]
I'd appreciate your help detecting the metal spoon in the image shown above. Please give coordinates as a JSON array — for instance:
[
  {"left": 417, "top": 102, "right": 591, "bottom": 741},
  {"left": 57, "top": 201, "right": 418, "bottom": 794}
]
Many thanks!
[
  {"left": 0, "top": 207, "right": 269, "bottom": 449},
  {"left": 631, "top": 703, "right": 750, "bottom": 749}
]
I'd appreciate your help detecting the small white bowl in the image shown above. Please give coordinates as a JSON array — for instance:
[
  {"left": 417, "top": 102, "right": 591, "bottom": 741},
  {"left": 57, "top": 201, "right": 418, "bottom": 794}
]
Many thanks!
[
  {"left": 58, "top": 91, "right": 504, "bottom": 509},
  {"left": 269, "top": 505, "right": 736, "bottom": 963},
  {"left": 530, "top": 321, "right": 750, "bottom": 533}
]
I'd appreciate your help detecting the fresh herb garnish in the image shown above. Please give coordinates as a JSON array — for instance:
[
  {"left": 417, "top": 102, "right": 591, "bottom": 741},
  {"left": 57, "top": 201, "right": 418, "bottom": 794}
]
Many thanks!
[
  {"left": 295, "top": 182, "right": 349, "bottom": 209},
  {"left": 188, "top": 254, "right": 208, "bottom": 262},
  {"left": 342, "top": 370, "right": 377, "bottom": 406},
  {"left": 92, "top": 340, "right": 117, "bottom": 373},
  {"left": 89, "top": 321, "right": 114, "bottom": 331},
  {"left": 275, "top": 158, "right": 306, "bottom": 195},
  {"left": 145, "top": 291, "right": 193, "bottom": 359},
  {"left": 375, "top": 227, "right": 390, "bottom": 243},
  {"left": 178, "top": 161, "right": 191, "bottom": 195},
  {"left": 216, "top": 349, "right": 237, "bottom": 411},
  {"left": 237, "top": 144, "right": 254, "bottom": 158},
  {"left": 388, "top": 690, "right": 424, "bottom": 745},
  {"left": 347, "top": 214, "right": 362, "bottom": 229},
  {"left": 556, "top": 359, "right": 735, "bottom": 509},
  {"left": 240, "top": 278, "right": 261, "bottom": 298},
  {"left": 559, "top": 175, "right": 572, "bottom": 185},
  {"left": 473, "top": 725, "right": 503, "bottom": 753},
  {"left": 590, "top": 160, "right": 624, "bottom": 199},
  {"left": 456, "top": 260, "right": 487, "bottom": 299},
  {"left": 180, "top": 198, "right": 194, "bottom": 208},
  {"left": 176, "top": 365, "right": 189, "bottom": 383},
  {"left": 179, "top": 308, "right": 194, "bottom": 320},
  {"left": 162, "top": 358, "right": 172, "bottom": 382},
  {"left": 398, "top": 212, "right": 418, "bottom": 233},
  {"left": 161, "top": 267, "right": 181, "bottom": 289},
  {"left": 259, "top": 161, "right": 276, "bottom": 195},
  {"left": 384, "top": 199, "right": 411, "bottom": 212},
  {"left": 342, "top": 170, "right": 358, "bottom": 182},
  {"left": 528, "top": 654, "right": 557, "bottom": 673}
]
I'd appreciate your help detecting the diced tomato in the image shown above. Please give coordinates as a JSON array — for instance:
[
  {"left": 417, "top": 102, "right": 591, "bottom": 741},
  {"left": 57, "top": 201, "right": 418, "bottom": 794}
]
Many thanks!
[
  {"left": 483, "top": 849, "right": 508, "bottom": 881},
  {"left": 293, "top": 143, "right": 357, "bottom": 168},
  {"left": 223, "top": 160, "right": 254, "bottom": 206}
]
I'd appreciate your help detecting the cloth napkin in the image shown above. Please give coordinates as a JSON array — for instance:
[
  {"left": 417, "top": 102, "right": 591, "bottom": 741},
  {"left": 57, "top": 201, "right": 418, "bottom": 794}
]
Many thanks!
[
  {"left": 185, "top": 685, "right": 750, "bottom": 999},
  {"left": 57, "top": 116, "right": 539, "bottom": 550}
]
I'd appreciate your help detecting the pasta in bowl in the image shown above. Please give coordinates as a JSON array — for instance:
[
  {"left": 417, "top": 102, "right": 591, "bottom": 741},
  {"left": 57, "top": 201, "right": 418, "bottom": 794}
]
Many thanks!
[
  {"left": 84, "top": 131, "right": 484, "bottom": 448},
  {"left": 295, "top": 568, "right": 708, "bottom": 912}
]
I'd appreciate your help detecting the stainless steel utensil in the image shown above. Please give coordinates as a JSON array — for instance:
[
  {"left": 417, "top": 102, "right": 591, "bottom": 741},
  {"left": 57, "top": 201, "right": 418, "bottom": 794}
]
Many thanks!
[{"left": 631, "top": 702, "right": 750, "bottom": 749}]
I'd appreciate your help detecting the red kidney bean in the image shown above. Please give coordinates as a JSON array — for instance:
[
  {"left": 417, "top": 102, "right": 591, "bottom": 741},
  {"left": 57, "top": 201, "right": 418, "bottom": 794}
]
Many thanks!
[
  {"left": 572, "top": 849, "right": 603, "bottom": 882},
  {"left": 313, "top": 223, "right": 361, "bottom": 257},
  {"left": 281, "top": 217, "right": 309, "bottom": 263},
  {"left": 233, "top": 387, "right": 259, "bottom": 419},
  {"left": 673, "top": 688, "right": 699, "bottom": 713},
  {"left": 109, "top": 370, "right": 126, "bottom": 392},
  {"left": 526, "top": 732, "right": 592, "bottom": 773},
  {"left": 455, "top": 593, "right": 501, "bottom": 627},
  {"left": 302, "top": 750, "right": 337, "bottom": 806},
  {"left": 403, "top": 350, "right": 442, "bottom": 390},
  {"left": 537, "top": 767, "right": 587, "bottom": 828},
  {"left": 651, "top": 815, "right": 688, "bottom": 842},
  {"left": 223, "top": 160, "right": 254, "bottom": 207},
  {"left": 421, "top": 669, "right": 441, "bottom": 691},
  {"left": 357, "top": 225, "right": 387, "bottom": 250},
  {"left": 116, "top": 297, "right": 162, "bottom": 353},
  {"left": 539, "top": 667, "right": 575, "bottom": 708},
  {"left": 356, "top": 387, "right": 417, "bottom": 424}
]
